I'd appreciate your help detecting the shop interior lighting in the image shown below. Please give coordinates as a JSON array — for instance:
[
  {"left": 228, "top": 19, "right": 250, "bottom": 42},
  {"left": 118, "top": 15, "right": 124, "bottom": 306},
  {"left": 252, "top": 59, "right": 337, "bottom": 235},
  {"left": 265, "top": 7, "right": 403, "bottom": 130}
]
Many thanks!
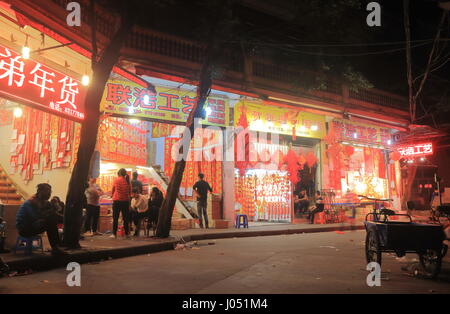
[
  {"left": 81, "top": 74, "right": 90, "bottom": 86},
  {"left": 387, "top": 139, "right": 392, "bottom": 145},
  {"left": 420, "top": 157, "right": 426, "bottom": 162},
  {"left": 299, "top": 125, "right": 307, "bottom": 132},
  {"left": 205, "top": 107, "right": 212, "bottom": 117},
  {"left": 267, "top": 121, "right": 274, "bottom": 127},
  {"left": 311, "top": 125, "right": 318, "bottom": 131},
  {"left": 13, "top": 107, "right": 23, "bottom": 118},
  {"left": 353, "top": 133, "right": 358, "bottom": 139},
  {"left": 282, "top": 123, "right": 289, "bottom": 129},
  {"left": 21, "top": 34, "right": 30, "bottom": 59}
]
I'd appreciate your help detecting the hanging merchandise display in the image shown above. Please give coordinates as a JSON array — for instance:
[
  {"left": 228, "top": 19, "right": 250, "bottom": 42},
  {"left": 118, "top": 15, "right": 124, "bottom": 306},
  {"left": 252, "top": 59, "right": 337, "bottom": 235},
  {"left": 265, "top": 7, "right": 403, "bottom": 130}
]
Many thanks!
[
  {"left": 9, "top": 106, "right": 76, "bottom": 181},
  {"left": 235, "top": 170, "right": 291, "bottom": 222},
  {"left": 164, "top": 128, "right": 223, "bottom": 198},
  {"left": 326, "top": 121, "right": 390, "bottom": 200},
  {"left": 97, "top": 117, "right": 149, "bottom": 166}
]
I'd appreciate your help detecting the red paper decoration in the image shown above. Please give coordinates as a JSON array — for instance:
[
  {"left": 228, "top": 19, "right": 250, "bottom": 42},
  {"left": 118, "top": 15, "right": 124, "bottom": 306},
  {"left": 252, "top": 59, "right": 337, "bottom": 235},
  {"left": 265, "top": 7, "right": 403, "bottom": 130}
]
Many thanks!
[
  {"left": 390, "top": 151, "right": 401, "bottom": 161},
  {"left": 235, "top": 111, "right": 250, "bottom": 176},
  {"left": 343, "top": 145, "right": 355, "bottom": 157},
  {"left": 297, "top": 154, "right": 306, "bottom": 167},
  {"left": 306, "top": 152, "right": 318, "bottom": 167},
  {"left": 284, "top": 149, "right": 300, "bottom": 184}
]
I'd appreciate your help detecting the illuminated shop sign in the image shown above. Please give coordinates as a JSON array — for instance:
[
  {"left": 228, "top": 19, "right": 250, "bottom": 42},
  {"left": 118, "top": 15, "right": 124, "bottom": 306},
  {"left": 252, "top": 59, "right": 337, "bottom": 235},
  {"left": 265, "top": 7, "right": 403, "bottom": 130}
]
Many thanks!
[
  {"left": 0, "top": 44, "right": 86, "bottom": 120},
  {"left": 101, "top": 80, "right": 229, "bottom": 127},
  {"left": 234, "top": 100, "right": 326, "bottom": 139},
  {"left": 397, "top": 143, "right": 433, "bottom": 157}
]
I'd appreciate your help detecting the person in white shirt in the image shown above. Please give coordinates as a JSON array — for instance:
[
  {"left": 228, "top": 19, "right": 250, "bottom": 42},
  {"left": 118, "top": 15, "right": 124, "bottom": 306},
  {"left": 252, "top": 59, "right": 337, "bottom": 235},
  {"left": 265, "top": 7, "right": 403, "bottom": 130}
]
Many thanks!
[
  {"left": 130, "top": 188, "right": 148, "bottom": 236},
  {"left": 84, "top": 178, "right": 104, "bottom": 236}
]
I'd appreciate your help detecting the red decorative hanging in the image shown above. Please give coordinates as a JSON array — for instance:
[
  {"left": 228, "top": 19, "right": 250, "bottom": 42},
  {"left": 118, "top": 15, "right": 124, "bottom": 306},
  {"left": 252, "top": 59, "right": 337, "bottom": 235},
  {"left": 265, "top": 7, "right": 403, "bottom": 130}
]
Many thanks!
[
  {"left": 235, "top": 110, "right": 250, "bottom": 176},
  {"left": 306, "top": 152, "right": 318, "bottom": 167},
  {"left": 284, "top": 149, "right": 300, "bottom": 185},
  {"left": 390, "top": 151, "right": 401, "bottom": 161},
  {"left": 343, "top": 145, "right": 355, "bottom": 157},
  {"left": 297, "top": 154, "right": 306, "bottom": 167}
]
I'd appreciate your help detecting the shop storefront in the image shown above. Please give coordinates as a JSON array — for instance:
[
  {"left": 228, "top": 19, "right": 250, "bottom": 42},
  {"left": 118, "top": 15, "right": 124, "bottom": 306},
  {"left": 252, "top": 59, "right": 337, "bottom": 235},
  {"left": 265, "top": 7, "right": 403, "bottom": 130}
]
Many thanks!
[
  {"left": 323, "top": 118, "right": 399, "bottom": 216},
  {"left": 95, "top": 77, "right": 230, "bottom": 230},
  {"left": 233, "top": 99, "right": 325, "bottom": 223},
  {"left": 0, "top": 41, "right": 87, "bottom": 200}
]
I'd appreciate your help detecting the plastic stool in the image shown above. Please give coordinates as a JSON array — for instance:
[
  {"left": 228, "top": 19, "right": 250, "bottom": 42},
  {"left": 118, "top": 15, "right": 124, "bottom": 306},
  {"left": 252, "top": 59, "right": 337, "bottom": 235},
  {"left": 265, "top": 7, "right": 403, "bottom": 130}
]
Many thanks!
[
  {"left": 315, "top": 212, "right": 328, "bottom": 224},
  {"left": 235, "top": 214, "right": 248, "bottom": 228},
  {"left": 13, "top": 235, "right": 44, "bottom": 255}
]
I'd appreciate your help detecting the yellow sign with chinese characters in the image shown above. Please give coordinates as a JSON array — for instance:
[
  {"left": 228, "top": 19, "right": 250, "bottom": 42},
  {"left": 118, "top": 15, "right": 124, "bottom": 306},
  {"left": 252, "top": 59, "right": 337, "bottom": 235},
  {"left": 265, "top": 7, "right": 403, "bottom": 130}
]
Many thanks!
[
  {"left": 100, "top": 80, "right": 229, "bottom": 127},
  {"left": 234, "top": 100, "right": 326, "bottom": 139}
]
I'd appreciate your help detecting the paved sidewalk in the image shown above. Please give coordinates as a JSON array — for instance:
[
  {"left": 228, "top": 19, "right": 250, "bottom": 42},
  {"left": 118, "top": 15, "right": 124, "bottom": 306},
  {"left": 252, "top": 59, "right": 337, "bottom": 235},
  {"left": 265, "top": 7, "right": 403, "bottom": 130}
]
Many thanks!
[{"left": 1, "top": 222, "right": 363, "bottom": 273}]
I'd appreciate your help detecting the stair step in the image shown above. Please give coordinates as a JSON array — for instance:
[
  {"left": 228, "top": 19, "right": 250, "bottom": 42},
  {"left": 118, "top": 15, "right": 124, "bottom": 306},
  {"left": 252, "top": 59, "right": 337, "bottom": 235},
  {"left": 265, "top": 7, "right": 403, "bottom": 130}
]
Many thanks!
[
  {"left": 0, "top": 187, "right": 16, "bottom": 193},
  {"left": 0, "top": 193, "right": 22, "bottom": 200}
]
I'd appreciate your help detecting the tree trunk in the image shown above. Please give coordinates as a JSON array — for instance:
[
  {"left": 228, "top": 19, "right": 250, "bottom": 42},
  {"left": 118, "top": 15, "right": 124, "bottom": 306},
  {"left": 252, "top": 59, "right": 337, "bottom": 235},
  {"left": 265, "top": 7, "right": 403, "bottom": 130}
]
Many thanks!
[
  {"left": 63, "top": 14, "right": 133, "bottom": 248},
  {"left": 155, "top": 2, "right": 225, "bottom": 238}
]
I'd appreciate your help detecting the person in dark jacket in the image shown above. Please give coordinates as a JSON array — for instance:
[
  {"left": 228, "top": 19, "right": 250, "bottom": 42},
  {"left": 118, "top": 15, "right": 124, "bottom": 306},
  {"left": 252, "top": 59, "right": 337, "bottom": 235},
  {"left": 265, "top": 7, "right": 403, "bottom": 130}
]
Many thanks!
[
  {"left": 193, "top": 173, "right": 213, "bottom": 229},
  {"left": 16, "top": 183, "right": 66, "bottom": 256},
  {"left": 308, "top": 191, "right": 325, "bottom": 224},
  {"left": 147, "top": 187, "right": 163, "bottom": 236}
]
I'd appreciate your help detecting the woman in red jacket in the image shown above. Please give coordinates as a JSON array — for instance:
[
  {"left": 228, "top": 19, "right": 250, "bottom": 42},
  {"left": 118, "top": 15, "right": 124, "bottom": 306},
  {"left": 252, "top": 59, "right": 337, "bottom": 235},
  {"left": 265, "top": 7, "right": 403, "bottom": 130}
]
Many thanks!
[{"left": 111, "top": 168, "right": 131, "bottom": 238}]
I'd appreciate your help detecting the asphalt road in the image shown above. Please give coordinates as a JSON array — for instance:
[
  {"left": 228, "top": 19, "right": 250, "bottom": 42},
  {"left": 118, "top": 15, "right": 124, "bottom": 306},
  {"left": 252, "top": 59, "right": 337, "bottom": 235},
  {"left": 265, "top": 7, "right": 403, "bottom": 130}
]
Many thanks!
[{"left": 1, "top": 230, "right": 449, "bottom": 294}]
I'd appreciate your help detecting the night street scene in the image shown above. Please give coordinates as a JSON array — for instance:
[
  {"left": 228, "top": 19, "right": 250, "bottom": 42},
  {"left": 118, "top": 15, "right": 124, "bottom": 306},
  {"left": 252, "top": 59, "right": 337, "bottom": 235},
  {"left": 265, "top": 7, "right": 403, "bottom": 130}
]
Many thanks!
[{"left": 0, "top": 0, "right": 450, "bottom": 303}]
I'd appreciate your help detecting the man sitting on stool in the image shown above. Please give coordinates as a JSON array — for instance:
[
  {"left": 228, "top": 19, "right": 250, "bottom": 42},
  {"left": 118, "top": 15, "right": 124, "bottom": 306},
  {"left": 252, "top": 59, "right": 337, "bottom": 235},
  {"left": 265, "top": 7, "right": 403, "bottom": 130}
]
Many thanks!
[
  {"left": 308, "top": 191, "right": 324, "bottom": 224},
  {"left": 16, "top": 183, "right": 66, "bottom": 256}
]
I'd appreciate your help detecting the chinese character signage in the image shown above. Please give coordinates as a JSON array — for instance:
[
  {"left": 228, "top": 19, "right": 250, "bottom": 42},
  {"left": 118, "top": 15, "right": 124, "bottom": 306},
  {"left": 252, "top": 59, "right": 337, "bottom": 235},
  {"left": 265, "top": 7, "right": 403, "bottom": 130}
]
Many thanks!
[
  {"left": 0, "top": 44, "right": 86, "bottom": 120},
  {"left": 100, "top": 80, "right": 229, "bottom": 127},
  {"left": 234, "top": 100, "right": 326, "bottom": 139},
  {"left": 397, "top": 143, "right": 433, "bottom": 157},
  {"left": 331, "top": 119, "right": 391, "bottom": 144}
]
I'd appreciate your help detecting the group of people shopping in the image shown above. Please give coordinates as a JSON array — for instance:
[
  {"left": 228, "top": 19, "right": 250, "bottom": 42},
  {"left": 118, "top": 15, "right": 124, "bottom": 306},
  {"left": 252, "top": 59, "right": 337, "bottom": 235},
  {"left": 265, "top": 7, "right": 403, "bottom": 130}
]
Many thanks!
[
  {"left": 294, "top": 190, "right": 325, "bottom": 224},
  {"left": 107, "top": 168, "right": 163, "bottom": 239}
]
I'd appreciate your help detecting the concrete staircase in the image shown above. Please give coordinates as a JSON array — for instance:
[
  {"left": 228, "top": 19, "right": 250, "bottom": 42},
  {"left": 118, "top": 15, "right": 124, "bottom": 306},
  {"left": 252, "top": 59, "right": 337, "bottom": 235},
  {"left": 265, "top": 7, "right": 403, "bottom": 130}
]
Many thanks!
[
  {"left": 0, "top": 167, "right": 23, "bottom": 205},
  {"left": 147, "top": 165, "right": 199, "bottom": 229}
]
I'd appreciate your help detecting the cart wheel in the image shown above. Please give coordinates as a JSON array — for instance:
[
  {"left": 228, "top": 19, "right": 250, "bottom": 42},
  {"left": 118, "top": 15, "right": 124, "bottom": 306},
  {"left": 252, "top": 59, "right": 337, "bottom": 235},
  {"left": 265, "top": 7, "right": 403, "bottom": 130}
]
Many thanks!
[
  {"left": 365, "top": 230, "right": 382, "bottom": 266},
  {"left": 419, "top": 249, "right": 442, "bottom": 279}
]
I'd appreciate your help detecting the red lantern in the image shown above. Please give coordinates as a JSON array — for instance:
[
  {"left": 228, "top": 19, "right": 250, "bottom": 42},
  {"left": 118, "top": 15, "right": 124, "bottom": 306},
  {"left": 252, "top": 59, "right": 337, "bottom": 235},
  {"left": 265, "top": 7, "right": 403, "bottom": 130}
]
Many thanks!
[
  {"left": 306, "top": 152, "right": 318, "bottom": 167},
  {"left": 285, "top": 149, "right": 301, "bottom": 184},
  {"left": 297, "top": 154, "right": 306, "bottom": 166}
]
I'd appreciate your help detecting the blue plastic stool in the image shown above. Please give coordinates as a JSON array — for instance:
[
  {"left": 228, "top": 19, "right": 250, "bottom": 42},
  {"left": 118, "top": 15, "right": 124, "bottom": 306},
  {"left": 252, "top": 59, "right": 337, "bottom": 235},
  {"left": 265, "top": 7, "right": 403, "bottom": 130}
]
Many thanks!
[
  {"left": 13, "top": 235, "right": 44, "bottom": 255},
  {"left": 235, "top": 214, "right": 249, "bottom": 228}
]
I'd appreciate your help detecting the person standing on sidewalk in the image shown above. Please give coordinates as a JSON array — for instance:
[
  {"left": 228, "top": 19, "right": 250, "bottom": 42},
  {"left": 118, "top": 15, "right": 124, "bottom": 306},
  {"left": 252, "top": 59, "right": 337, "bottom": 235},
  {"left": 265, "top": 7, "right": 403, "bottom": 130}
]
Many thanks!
[
  {"left": 111, "top": 169, "right": 131, "bottom": 239},
  {"left": 84, "top": 178, "right": 104, "bottom": 236},
  {"left": 147, "top": 187, "right": 164, "bottom": 236},
  {"left": 131, "top": 171, "right": 143, "bottom": 195},
  {"left": 193, "top": 173, "right": 213, "bottom": 229}
]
